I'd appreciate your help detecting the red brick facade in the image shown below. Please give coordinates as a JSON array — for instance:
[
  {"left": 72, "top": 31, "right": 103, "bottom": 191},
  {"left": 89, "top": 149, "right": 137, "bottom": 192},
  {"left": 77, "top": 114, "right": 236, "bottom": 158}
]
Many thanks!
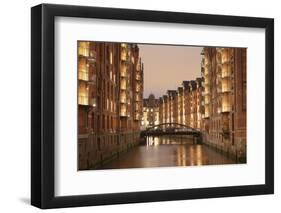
[{"left": 78, "top": 42, "right": 143, "bottom": 170}]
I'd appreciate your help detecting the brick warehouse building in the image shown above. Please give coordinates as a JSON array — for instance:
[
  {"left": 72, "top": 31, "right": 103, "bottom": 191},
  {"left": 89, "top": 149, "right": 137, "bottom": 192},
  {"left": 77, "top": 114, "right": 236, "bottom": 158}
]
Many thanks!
[
  {"left": 78, "top": 41, "right": 143, "bottom": 170},
  {"left": 142, "top": 94, "right": 160, "bottom": 129},
  {"left": 157, "top": 47, "right": 246, "bottom": 162},
  {"left": 158, "top": 79, "right": 204, "bottom": 130},
  {"left": 201, "top": 47, "right": 246, "bottom": 162}
]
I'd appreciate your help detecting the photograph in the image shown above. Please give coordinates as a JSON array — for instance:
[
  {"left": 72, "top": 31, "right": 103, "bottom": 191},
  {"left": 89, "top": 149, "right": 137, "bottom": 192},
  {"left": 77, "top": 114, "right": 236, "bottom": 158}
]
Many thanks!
[
  {"left": 30, "top": 2, "right": 274, "bottom": 209},
  {"left": 78, "top": 41, "right": 247, "bottom": 170}
]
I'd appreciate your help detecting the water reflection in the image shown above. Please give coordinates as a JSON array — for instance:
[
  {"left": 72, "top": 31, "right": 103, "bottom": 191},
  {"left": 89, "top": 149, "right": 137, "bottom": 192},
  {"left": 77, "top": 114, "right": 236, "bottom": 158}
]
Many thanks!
[{"left": 99, "top": 136, "right": 237, "bottom": 170}]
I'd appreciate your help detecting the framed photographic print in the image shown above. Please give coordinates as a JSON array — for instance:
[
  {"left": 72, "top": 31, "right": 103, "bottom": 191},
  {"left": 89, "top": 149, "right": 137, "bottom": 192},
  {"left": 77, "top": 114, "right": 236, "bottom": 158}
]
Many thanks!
[{"left": 31, "top": 3, "right": 274, "bottom": 209}]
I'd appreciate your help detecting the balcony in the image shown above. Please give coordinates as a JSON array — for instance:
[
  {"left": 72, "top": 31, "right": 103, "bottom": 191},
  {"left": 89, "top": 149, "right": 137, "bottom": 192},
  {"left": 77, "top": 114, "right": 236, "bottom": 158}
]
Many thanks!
[
  {"left": 90, "top": 98, "right": 97, "bottom": 107},
  {"left": 222, "top": 94, "right": 231, "bottom": 113},
  {"left": 136, "top": 73, "right": 142, "bottom": 81},
  {"left": 204, "top": 95, "right": 210, "bottom": 105},
  {"left": 78, "top": 46, "right": 89, "bottom": 57},
  {"left": 120, "top": 92, "right": 127, "bottom": 103},
  {"left": 78, "top": 70, "right": 89, "bottom": 81},
  {"left": 120, "top": 98, "right": 127, "bottom": 104},
  {"left": 204, "top": 106, "right": 210, "bottom": 118},
  {"left": 78, "top": 70, "right": 96, "bottom": 83},
  {"left": 121, "top": 43, "right": 128, "bottom": 48},
  {"left": 135, "top": 84, "right": 141, "bottom": 92},
  {"left": 222, "top": 64, "right": 231, "bottom": 78},
  {"left": 222, "top": 105, "right": 231, "bottom": 113},
  {"left": 136, "top": 62, "right": 141, "bottom": 71},
  {"left": 120, "top": 104, "right": 127, "bottom": 117},
  {"left": 78, "top": 95, "right": 96, "bottom": 107},
  {"left": 221, "top": 49, "right": 230, "bottom": 64},
  {"left": 221, "top": 79, "right": 232, "bottom": 93},
  {"left": 135, "top": 94, "right": 141, "bottom": 102},
  {"left": 120, "top": 79, "right": 127, "bottom": 90},
  {"left": 121, "top": 50, "right": 128, "bottom": 61},
  {"left": 78, "top": 45, "right": 97, "bottom": 62},
  {"left": 216, "top": 52, "right": 222, "bottom": 64},
  {"left": 78, "top": 95, "right": 89, "bottom": 106},
  {"left": 88, "top": 51, "right": 97, "bottom": 63},
  {"left": 120, "top": 70, "right": 127, "bottom": 78}
]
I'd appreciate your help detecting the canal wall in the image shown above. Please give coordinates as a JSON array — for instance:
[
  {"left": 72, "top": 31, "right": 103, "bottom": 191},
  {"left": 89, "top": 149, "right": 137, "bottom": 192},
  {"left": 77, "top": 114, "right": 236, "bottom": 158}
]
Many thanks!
[
  {"left": 79, "top": 131, "right": 141, "bottom": 170},
  {"left": 202, "top": 133, "right": 246, "bottom": 163}
]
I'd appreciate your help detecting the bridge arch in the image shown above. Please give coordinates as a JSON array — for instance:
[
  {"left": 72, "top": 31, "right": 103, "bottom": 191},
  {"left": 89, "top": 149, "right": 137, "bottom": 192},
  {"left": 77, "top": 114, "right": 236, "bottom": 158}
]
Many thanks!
[
  {"left": 140, "top": 122, "right": 202, "bottom": 145},
  {"left": 144, "top": 122, "right": 199, "bottom": 132}
]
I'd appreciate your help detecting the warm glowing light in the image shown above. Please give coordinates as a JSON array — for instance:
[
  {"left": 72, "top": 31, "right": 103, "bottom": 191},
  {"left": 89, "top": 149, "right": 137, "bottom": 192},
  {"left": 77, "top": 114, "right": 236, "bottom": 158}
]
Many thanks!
[
  {"left": 204, "top": 95, "right": 210, "bottom": 105},
  {"left": 110, "top": 51, "right": 113, "bottom": 64},
  {"left": 120, "top": 79, "right": 127, "bottom": 90},
  {"left": 222, "top": 49, "right": 230, "bottom": 63},
  {"left": 78, "top": 42, "right": 89, "bottom": 56},
  {"left": 120, "top": 91, "right": 127, "bottom": 103},
  {"left": 222, "top": 94, "right": 231, "bottom": 112},
  {"left": 78, "top": 82, "right": 89, "bottom": 105},
  {"left": 121, "top": 65, "right": 127, "bottom": 77},
  {"left": 121, "top": 50, "right": 127, "bottom": 61},
  {"left": 120, "top": 104, "right": 127, "bottom": 116},
  {"left": 222, "top": 63, "right": 231, "bottom": 78},
  {"left": 135, "top": 83, "right": 141, "bottom": 92},
  {"left": 221, "top": 79, "right": 231, "bottom": 92},
  {"left": 205, "top": 106, "right": 210, "bottom": 118},
  {"left": 136, "top": 73, "right": 141, "bottom": 80}
]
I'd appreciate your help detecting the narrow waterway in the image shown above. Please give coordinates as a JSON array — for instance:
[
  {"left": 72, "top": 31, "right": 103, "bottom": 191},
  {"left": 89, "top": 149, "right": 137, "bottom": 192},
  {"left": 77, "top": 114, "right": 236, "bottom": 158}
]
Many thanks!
[{"left": 99, "top": 136, "right": 237, "bottom": 170}]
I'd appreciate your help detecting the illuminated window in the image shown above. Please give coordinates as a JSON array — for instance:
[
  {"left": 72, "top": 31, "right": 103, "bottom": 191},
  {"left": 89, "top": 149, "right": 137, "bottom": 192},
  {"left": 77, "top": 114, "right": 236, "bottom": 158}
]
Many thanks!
[
  {"left": 120, "top": 104, "right": 127, "bottom": 116},
  {"left": 78, "top": 41, "right": 89, "bottom": 56},
  {"left": 222, "top": 64, "right": 231, "bottom": 78},
  {"left": 120, "top": 91, "right": 127, "bottom": 103},
  {"left": 221, "top": 79, "right": 231, "bottom": 92},
  {"left": 110, "top": 51, "right": 113, "bottom": 64},
  {"left": 131, "top": 56, "right": 135, "bottom": 64},
  {"left": 222, "top": 94, "right": 231, "bottom": 112},
  {"left": 78, "top": 58, "right": 89, "bottom": 81},
  {"left": 121, "top": 43, "right": 127, "bottom": 48},
  {"left": 121, "top": 50, "right": 127, "bottom": 61},
  {"left": 120, "top": 79, "right": 127, "bottom": 90},
  {"left": 120, "top": 65, "right": 127, "bottom": 77},
  {"left": 78, "top": 82, "right": 89, "bottom": 105},
  {"left": 204, "top": 95, "right": 210, "bottom": 105},
  {"left": 222, "top": 49, "right": 230, "bottom": 63},
  {"left": 106, "top": 98, "right": 109, "bottom": 110},
  {"left": 110, "top": 70, "right": 113, "bottom": 80}
]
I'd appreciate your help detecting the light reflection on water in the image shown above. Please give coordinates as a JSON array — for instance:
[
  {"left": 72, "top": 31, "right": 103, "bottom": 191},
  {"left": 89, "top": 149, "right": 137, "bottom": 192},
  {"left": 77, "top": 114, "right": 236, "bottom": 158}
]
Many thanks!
[
  {"left": 99, "top": 136, "right": 238, "bottom": 170},
  {"left": 146, "top": 136, "right": 204, "bottom": 166}
]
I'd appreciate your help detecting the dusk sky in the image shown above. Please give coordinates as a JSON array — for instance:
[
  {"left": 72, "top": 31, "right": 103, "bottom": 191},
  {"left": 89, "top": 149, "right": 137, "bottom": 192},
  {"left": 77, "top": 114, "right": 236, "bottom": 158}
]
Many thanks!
[{"left": 139, "top": 44, "right": 203, "bottom": 98}]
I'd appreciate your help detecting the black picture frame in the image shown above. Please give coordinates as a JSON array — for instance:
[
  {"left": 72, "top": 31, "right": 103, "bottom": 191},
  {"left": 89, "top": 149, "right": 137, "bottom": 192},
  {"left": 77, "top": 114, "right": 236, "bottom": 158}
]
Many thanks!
[{"left": 31, "top": 3, "right": 274, "bottom": 209}]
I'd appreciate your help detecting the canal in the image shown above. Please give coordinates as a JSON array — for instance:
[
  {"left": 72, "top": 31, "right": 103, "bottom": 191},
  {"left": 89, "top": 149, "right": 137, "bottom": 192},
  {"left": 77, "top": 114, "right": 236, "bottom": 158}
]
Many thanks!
[{"left": 99, "top": 136, "right": 237, "bottom": 170}]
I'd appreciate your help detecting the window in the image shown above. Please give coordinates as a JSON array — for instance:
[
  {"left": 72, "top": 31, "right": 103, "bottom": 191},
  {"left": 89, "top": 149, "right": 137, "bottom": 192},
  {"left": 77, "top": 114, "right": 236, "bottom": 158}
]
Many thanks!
[{"left": 110, "top": 51, "right": 113, "bottom": 64}]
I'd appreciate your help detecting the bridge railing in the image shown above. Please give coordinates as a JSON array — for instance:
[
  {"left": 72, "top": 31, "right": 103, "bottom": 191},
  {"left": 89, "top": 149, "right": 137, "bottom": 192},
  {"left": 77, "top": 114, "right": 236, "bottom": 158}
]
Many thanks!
[{"left": 144, "top": 122, "right": 199, "bottom": 132}]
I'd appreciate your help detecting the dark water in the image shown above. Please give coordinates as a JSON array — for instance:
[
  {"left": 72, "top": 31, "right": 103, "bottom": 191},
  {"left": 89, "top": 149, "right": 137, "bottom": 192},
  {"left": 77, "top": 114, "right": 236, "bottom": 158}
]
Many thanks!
[{"left": 99, "top": 136, "right": 237, "bottom": 169}]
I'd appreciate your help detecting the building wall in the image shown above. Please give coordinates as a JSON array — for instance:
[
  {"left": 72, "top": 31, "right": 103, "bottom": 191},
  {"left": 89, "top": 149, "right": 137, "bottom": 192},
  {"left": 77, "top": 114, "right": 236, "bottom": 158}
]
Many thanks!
[
  {"left": 78, "top": 41, "right": 144, "bottom": 170},
  {"left": 155, "top": 47, "right": 246, "bottom": 162},
  {"left": 141, "top": 94, "right": 160, "bottom": 129},
  {"left": 233, "top": 48, "right": 247, "bottom": 162},
  {"left": 201, "top": 47, "right": 246, "bottom": 162},
  {"left": 157, "top": 80, "right": 203, "bottom": 129},
  {"left": 177, "top": 87, "right": 184, "bottom": 124}
]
